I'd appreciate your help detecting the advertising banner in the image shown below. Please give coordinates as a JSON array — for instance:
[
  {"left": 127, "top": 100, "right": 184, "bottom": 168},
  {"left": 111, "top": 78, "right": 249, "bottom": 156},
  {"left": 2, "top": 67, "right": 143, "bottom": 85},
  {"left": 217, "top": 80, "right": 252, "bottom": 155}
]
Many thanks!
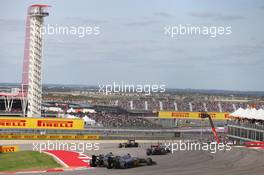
[
  {"left": 0, "top": 117, "right": 84, "bottom": 130},
  {"left": 0, "top": 145, "right": 19, "bottom": 153},
  {"left": 159, "top": 111, "right": 230, "bottom": 120},
  {"left": 0, "top": 134, "right": 100, "bottom": 140}
]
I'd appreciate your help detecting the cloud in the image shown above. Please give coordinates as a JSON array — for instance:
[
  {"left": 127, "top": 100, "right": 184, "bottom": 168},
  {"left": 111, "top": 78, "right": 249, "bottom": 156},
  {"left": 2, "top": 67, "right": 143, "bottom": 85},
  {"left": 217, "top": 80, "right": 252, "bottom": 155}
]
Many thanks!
[
  {"left": 0, "top": 18, "right": 24, "bottom": 31},
  {"left": 64, "top": 17, "right": 108, "bottom": 24},
  {"left": 189, "top": 12, "right": 245, "bottom": 21},
  {"left": 123, "top": 19, "right": 160, "bottom": 27},
  {"left": 208, "top": 42, "right": 264, "bottom": 68},
  {"left": 153, "top": 12, "right": 173, "bottom": 18}
]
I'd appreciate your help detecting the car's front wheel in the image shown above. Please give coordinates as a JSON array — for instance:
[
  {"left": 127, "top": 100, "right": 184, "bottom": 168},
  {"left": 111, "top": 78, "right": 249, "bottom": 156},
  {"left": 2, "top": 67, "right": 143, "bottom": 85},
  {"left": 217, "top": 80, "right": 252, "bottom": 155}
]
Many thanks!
[
  {"left": 107, "top": 157, "right": 114, "bottom": 169},
  {"left": 146, "top": 158, "right": 153, "bottom": 165},
  {"left": 90, "top": 155, "right": 97, "bottom": 167},
  {"left": 146, "top": 148, "right": 152, "bottom": 155}
]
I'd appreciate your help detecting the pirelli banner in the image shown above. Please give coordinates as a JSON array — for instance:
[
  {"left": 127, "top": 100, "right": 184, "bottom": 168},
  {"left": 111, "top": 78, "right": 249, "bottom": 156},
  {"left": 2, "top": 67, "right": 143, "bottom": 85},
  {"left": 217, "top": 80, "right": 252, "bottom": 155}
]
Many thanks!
[
  {"left": 159, "top": 111, "right": 230, "bottom": 120},
  {"left": 0, "top": 117, "right": 84, "bottom": 130},
  {"left": 0, "top": 134, "right": 100, "bottom": 140},
  {"left": 0, "top": 145, "right": 19, "bottom": 153}
]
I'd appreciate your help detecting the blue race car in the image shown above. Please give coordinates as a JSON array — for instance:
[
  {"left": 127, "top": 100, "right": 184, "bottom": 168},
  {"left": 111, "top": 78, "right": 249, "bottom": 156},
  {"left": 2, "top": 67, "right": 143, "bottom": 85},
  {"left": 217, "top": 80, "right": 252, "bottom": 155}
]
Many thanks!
[
  {"left": 111, "top": 154, "right": 154, "bottom": 169},
  {"left": 90, "top": 153, "right": 154, "bottom": 169},
  {"left": 90, "top": 152, "right": 115, "bottom": 168}
]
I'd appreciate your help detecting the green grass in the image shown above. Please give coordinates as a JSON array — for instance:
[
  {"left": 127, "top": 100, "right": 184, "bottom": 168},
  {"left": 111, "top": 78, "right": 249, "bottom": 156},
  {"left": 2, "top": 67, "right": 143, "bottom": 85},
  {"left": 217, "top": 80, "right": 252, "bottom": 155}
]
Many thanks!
[{"left": 0, "top": 151, "right": 61, "bottom": 172}]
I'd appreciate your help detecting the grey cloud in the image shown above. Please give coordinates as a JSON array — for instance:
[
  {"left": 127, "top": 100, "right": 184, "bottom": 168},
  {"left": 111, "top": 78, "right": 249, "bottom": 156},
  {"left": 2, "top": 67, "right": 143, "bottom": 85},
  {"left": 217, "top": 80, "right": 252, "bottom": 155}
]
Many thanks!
[
  {"left": 189, "top": 12, "right": 245, "bottom": 21},
  {"left": 123, "top": 20, "right": 160, "bottom": 27},
  {"left": 153, "top": 12, "right": 173, "bottom": 18},
  {"left": 208, "top": 42, "right": 264, "bottom": 68},
  {"left": 45, "top": 38, "right": 185, "bottom": 65},
  {"left": 0, "top": 18, "right": 24, "bottom": 31},
  {"left": 225, "top": 43, "right": 264, "bottom": 56},
  {"left": 97, "top": 39, "right": 158, "bottom": 46},
  {"left": 64, "top": 17, "right": 108, "bottom": 24}
]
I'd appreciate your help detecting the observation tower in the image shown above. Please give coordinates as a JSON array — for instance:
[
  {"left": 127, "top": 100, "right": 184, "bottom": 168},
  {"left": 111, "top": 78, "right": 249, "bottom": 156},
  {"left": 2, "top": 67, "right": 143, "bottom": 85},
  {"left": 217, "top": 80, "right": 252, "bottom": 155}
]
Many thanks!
[{"left": 21, "top": 4, "right": 50, "bottom": 117}]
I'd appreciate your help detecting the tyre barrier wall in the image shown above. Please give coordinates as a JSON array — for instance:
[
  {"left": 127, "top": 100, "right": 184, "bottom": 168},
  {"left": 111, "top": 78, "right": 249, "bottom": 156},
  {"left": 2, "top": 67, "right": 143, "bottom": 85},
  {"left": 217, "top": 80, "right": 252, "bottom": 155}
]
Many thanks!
[
  {"left": 0, "top": 134, "right": 100, "bottom": 140},
  {"left": 0, "top": 145, "right": 19, "bottom": 153}
]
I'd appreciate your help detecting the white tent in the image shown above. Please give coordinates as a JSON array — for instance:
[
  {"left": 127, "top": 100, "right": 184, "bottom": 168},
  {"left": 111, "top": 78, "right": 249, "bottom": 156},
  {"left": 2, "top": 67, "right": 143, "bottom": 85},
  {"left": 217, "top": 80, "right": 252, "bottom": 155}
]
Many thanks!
[
  {"left": 82, "top": 115, "right": 90, "bottom": 122},
  {"left": 82, "top": 109, "right": 96, "bottom": 113},
  {"left": 230, "top": 107, "right": 244, "bottom": 117},
  {"left": 83, "top": 115, "right": 96, "bottom": 125},
  {"left": 67, "top": 108, "right": 76, "bottom": 113},
  {"left": 47, "top": 107, "right": 63, "bottom": 112},
  {"left": 230, "top": 108, "right": 264, "bottom": 121},
  {"left": 66, "top": 114, "right": 78, "bottom": 119}
]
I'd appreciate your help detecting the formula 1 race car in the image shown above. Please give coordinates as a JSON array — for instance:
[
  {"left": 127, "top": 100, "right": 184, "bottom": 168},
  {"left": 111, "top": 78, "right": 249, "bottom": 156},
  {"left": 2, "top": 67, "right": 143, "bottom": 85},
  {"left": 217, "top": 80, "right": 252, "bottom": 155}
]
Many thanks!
[
  {"left": 90, "top": 153, "right": 155, "bottom": 169},
  {"left": 118, "top": 139, "right": 139, "bottom": 148},
  {"left": 90, "top": 152, "right": 115, "bottom": 168},
  {"left": 146, "top": 143, "right": 171, "bottom": 155},
  {"left": 110, "top": 154, "right": 154, "bottom": 169}
]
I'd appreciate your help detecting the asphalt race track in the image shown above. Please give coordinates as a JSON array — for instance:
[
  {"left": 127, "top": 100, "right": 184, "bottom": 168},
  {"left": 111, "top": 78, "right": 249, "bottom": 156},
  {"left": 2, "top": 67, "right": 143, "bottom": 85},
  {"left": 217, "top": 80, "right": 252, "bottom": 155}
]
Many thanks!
[{"left": 5, "top": 141, "right": 264, "bottom": 175}]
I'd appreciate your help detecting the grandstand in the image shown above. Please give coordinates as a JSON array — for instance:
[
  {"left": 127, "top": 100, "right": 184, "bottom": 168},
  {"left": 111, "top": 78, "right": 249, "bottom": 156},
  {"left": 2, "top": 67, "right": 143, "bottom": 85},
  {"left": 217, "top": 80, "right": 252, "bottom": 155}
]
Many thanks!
[
  {"left": 41, "top": 97, "right": 264, "bottom": 113},
  {"left": 228, "top": 108, "right": 264, "bottom": 143}
]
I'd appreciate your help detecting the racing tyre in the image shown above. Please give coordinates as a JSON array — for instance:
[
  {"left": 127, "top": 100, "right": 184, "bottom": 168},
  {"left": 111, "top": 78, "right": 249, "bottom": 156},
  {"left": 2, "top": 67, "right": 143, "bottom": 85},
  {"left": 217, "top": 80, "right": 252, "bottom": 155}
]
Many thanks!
[
  {"left": 146, "top": 158, "right": 153, "bottom": 166},
  {"left": 107, "top": 157, "right": 114, "bottom": 169},
  {"left": 161, "top": 148, "right": 166, "bottom": 154},
  {"left": 123, "top": 162, "right": 128, "bottom": 169},
  {"left": 90, "top": 155, "right": 97, "bottom": 167},
  {"left": 146, "top": 148, "right": 152, "bottom": 155},
  {"left": 113, "top": 156, "right": 121, "bottom": 169}
]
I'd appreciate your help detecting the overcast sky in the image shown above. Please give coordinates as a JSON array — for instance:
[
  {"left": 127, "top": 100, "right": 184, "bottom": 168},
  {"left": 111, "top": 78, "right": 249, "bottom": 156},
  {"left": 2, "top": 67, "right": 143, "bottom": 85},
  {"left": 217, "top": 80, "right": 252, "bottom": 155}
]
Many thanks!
[{"left": 0, "top": 0, "right": 264, "bottom": 91}]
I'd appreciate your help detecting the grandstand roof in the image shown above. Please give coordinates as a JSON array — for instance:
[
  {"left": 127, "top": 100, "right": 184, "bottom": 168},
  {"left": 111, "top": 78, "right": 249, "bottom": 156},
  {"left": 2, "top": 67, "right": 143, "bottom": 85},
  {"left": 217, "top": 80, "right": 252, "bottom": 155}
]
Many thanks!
[{"left": 230, "top": 108, "right": 264, "bottom": 120}]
